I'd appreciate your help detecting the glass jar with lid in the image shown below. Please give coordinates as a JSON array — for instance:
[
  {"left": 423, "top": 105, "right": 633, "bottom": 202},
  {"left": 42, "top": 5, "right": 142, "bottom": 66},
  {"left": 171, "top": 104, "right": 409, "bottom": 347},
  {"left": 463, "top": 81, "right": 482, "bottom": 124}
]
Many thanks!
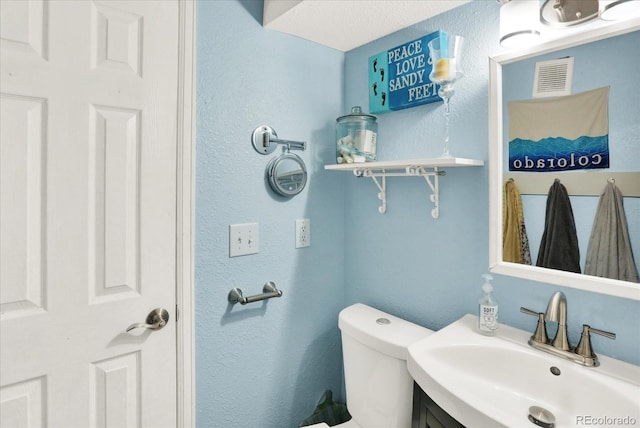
[{"left": 336, "top": 106, "right": 377, "bottom": 164}]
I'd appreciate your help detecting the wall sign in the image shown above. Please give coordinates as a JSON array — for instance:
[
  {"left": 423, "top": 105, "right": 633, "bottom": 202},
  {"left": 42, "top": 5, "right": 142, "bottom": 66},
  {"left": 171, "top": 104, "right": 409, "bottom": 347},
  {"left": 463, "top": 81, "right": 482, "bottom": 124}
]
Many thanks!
[
  {"left": 508, "top": 86, "right": 610, "bottom": 172},
  {"left": 368, "top": 31, "right": 443, "bottom": 114}
]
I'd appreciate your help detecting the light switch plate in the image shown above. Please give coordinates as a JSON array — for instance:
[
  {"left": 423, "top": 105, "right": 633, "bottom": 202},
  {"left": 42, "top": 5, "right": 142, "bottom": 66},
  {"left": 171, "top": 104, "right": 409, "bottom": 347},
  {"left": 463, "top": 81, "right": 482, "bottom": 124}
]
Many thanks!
[{"left": 229, "top": 223, "right": 259, "bottom": 257}]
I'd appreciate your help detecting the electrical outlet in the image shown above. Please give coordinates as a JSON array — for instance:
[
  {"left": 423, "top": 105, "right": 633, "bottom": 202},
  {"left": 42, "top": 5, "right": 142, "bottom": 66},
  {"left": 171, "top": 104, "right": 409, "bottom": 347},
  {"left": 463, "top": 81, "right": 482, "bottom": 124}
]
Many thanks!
[
  {"left": 229, "top": 223, "right": 259, "bottom": 257},
  {"left": 295, "top": 219, "right": 310, "bottom": 249}
]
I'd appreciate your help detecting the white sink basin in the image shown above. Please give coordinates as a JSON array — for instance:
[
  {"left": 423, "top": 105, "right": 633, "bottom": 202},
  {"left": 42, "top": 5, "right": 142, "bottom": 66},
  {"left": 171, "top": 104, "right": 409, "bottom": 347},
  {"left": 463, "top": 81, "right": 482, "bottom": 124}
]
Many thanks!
[{"left": 408, "top": 314, "right": 640, "bottom": 428}]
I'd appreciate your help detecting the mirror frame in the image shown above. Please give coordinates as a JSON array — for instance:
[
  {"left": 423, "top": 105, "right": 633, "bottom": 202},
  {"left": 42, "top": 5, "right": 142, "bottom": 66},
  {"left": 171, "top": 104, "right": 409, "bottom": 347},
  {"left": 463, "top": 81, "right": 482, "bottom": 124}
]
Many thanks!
[{"left": 488, "top": 18, "right": 640, "bottom": 301}]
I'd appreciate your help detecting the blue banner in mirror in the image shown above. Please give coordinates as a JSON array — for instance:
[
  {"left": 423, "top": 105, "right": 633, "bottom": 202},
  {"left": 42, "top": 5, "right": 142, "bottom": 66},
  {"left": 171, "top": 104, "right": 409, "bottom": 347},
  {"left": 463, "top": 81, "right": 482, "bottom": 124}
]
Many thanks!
[
  {"left": 368, "top": 31, "right": 443, "bottom": 114},
  {"left": 508, "top": 87, "right": 610, "bottom": 172}
]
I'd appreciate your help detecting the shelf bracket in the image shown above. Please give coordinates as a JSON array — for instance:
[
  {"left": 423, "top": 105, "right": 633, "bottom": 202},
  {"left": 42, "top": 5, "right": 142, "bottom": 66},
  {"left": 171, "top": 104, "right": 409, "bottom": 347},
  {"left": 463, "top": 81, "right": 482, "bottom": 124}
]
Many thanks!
[
  {"left": 352, "top": 166, "right": 446, "bottom": 218},
  {"left": 353, "top": 168, "right": 387, "bottom": 213},
  {"left": 420, "top": 166, "right": 441, "bottom": 219}
]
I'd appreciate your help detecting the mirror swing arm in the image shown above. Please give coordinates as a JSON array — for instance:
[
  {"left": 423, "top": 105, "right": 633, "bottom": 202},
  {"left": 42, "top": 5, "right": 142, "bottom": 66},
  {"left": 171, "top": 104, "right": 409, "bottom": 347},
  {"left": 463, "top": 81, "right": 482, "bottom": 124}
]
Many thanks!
[{"left": 252, "top": 125, "right": 306, "bottom": 154}]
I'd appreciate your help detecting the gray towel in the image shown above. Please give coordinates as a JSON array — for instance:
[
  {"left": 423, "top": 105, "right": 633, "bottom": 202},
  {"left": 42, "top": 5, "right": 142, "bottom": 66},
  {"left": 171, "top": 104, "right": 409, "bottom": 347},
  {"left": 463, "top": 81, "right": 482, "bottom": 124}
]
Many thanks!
[
  {"left": 536, "top": 179, "right": 581, "bottom": 273},
  {"left": 585, "top": 181, "right": 639, "bottom": 282}
]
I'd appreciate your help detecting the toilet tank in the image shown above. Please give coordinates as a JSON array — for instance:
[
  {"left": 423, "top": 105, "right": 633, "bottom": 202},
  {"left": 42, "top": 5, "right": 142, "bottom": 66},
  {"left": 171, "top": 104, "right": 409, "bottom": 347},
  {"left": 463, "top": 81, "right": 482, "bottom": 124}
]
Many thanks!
[{"left": 338, "top": 303, "right": 433, "bottom": 428}]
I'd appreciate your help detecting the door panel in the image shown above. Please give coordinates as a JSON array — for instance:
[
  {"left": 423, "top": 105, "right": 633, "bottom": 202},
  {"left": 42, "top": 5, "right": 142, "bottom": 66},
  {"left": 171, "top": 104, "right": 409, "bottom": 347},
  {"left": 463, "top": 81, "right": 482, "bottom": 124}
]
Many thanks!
[
  {"left": 0, "top": 94, "right": 46, "bottom": 318},
  {"left": 1, "top": 1, "right": 179, "bottom": 427}
]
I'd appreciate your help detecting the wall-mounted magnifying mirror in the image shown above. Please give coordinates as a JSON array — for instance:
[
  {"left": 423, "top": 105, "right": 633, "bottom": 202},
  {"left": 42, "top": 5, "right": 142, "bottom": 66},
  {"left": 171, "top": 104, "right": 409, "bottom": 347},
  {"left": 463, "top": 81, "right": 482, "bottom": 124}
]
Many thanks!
[
  {"left": 267, "top": 152, "right": 307, "bottom": 197},
  {"left": 488, "top": 20, "right": 640, "bottom": 301},
  {"left": 252, "top": 125, "right": 308, "bottom": 198}
]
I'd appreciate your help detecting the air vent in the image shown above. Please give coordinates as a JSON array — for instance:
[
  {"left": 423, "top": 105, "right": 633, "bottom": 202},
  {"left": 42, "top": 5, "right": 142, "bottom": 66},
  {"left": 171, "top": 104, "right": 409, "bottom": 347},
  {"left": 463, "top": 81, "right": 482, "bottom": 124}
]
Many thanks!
[{"left": 532, "top": 57, "right": 574, "bottom": 98}]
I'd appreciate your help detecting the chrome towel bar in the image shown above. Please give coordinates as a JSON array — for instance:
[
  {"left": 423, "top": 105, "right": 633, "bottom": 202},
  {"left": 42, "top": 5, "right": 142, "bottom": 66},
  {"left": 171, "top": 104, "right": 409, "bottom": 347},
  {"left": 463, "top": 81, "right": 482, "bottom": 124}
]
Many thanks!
[{"left": 228, "top": 281, "right": 283, "bottom": 305}]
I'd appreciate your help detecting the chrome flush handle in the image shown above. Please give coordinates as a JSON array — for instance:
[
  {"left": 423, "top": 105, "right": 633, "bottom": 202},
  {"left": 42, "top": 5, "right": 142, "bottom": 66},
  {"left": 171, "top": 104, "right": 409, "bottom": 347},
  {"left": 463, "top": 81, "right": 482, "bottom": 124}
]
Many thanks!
[{"left": 126, "top": 308, "right": 170, "bottom": 332}]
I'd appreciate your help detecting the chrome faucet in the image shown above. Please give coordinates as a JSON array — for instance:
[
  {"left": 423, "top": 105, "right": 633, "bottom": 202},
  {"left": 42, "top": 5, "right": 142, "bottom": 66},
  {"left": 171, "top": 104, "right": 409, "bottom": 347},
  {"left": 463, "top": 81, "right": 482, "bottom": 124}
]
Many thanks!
[
  {"left": 544, "top": 291, "right": 570, "bottom": 351},
  {"left": 520, "top": 291, "right": 616, "bottom": 367}
]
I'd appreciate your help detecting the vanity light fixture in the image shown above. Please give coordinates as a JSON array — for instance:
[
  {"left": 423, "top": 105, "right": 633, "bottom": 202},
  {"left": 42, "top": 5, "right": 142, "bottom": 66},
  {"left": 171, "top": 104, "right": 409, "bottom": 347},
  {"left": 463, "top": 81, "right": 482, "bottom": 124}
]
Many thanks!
[
  {"left": 498, "top": 0, "right": 639, "bottom": 48},
  {"left": 540, "top": 0, "right": 600, "bottom": 27},
  {"left": 499, "top": 0, "right": 542, "bottom": 48},
  {"left": 600, "top": 0, "right": 640, "bottom": 20}
]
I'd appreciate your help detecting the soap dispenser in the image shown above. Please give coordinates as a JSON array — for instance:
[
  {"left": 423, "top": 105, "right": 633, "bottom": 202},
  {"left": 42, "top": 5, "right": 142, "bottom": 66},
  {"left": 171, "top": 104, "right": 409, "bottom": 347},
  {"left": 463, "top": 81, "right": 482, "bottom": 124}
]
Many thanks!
[{"left": 478, "top": 274, "right": 498, "bottom": 336}]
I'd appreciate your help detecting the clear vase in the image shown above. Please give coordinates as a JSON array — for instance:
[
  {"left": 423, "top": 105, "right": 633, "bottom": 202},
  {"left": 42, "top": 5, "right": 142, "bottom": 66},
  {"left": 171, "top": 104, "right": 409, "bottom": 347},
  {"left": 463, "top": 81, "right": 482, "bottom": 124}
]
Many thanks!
[{"left": 428, "top": 34, "right": 464, "bottom": 158}]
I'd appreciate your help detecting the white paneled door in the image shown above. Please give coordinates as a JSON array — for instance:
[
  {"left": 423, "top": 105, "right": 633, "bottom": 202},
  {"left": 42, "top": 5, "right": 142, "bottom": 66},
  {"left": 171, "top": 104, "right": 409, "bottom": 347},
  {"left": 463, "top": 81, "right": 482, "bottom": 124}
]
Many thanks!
[{"left": 1, "top": 1, "right": 182, "bottom": 427}]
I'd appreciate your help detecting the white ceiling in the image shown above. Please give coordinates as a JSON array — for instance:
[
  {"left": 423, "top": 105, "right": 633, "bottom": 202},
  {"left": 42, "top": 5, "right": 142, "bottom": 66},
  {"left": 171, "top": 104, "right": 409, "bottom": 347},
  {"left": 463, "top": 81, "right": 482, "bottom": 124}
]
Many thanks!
[{"left": 263, "top": 0, "right": 473, "bottom": 52}]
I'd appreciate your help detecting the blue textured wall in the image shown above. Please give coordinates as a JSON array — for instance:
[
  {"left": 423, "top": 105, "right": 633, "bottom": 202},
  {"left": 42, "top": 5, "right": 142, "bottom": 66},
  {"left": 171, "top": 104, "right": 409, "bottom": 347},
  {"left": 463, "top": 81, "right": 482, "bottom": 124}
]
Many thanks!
[
  {"left": 343, "top": 1, "right": 640, "bottom": 365},
  {"left": 195, "top": 1, "right": 345, "bottom": 426},
  {"left": 196, "top": 1, "right": 640, "bottom": 427}
]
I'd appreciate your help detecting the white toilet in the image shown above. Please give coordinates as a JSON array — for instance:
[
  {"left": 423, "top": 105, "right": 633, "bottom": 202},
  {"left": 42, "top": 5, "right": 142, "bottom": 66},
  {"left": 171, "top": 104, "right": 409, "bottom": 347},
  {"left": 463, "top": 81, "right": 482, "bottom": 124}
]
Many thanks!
[{"left": 309, "top": 303, "right": 433, "bottom": 428}]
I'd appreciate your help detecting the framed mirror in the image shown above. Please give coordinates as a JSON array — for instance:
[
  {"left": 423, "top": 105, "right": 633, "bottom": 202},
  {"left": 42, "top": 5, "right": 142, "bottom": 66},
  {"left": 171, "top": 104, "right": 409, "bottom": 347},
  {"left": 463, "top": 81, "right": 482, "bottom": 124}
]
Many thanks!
[
  {"left": 266, "top": 152, "right": 307, "bottom": 197},
  {"left": 488, "top": 19, "right": 640, "bottom": 301}
]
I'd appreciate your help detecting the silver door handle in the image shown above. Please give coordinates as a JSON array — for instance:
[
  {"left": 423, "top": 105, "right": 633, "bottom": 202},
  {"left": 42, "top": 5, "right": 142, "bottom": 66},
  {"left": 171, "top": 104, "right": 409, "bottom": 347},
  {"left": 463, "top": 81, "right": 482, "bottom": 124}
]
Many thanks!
[{"left": 126, "top": 308, "right": 170, "bottom": 332}]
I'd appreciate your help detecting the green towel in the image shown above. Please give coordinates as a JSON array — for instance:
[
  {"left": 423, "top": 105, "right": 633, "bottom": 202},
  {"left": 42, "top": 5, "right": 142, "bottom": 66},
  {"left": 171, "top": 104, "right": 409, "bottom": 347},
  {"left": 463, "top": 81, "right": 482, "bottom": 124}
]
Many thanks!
[{"left": 300, "top": 390, "right": 351, "bottom": 427}]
